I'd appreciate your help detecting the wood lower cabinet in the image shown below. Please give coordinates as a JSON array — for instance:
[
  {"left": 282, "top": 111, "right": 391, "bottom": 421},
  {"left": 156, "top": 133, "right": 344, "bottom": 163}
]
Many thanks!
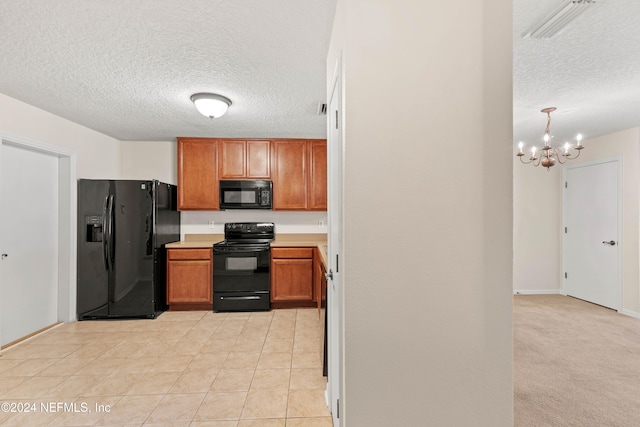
[
  {"left": 177, "top": 138, "right": 219, "bottom": 210},
  {"left": 167, "top": 248, "right": 213, "bottom": 310},
  {"left": 271, "top": 247, "right": 315, "bottom": 307}
]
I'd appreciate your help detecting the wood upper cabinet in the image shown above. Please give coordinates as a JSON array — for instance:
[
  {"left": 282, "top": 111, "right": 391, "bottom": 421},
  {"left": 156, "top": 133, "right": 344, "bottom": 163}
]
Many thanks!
[
  {"left": 272, "top": 140, "right": 308, "bottom": 210},
  {"left": 177, "top": 138, "right": 219, "bottom": 210},
  {"left": 177, "top": 137, "right": 325, "bottom": 211},
  {"left": 219, "top": 140, "right": 270, "bottom": 179},
  {"left": 308, "top": 140, "right": 327, "bottom": 211},
  {"left": 167, "top": 248, "right": 213, "bottom": 307},
  {"left": 271, "top": 139, "right": 327, "bottom": 210}
]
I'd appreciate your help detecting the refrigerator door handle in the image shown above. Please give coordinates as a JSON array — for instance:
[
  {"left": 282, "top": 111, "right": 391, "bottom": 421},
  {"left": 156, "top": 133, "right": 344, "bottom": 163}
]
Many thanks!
[
  {"left": 108, "top": 194, "right": 115, "bottom": 271},
  {"left": 103, "top": 195, "right": 115, "bottom": 271},
  {"left": 102, "top": 195, "right": 109, "bottom": 270}
]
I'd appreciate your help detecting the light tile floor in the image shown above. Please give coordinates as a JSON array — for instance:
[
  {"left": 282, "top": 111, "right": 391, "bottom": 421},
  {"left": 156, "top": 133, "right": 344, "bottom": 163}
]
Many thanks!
[{"left": 0, "top": 308, "right": 333, "bottom": 426}]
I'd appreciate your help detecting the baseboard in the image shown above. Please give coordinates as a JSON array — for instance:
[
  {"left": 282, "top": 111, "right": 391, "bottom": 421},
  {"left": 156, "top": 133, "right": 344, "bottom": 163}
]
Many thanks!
[
  {"left": 620, "top": 309, "right": 640, "bottom": 319},
  {"left": 1, "top": 322, "right": 62, "bottom": 352},
  {"left": 513, "top": 289, "right": 563, "bottom": 295}
]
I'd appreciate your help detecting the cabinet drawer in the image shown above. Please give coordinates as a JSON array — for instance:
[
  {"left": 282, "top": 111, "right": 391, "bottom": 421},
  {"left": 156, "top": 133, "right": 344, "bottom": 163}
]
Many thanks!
[
  {"left": 271, "top": 247, "right": 313, "bottom": 259},
  {"left": 168, "top": 248, "right": 212, "bottom": 260}
]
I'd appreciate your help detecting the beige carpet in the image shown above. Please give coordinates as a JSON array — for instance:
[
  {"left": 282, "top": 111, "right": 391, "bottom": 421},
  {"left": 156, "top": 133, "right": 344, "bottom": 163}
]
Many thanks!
[{"left": 514, "top": 294, "right": 640, "bottom": 427}]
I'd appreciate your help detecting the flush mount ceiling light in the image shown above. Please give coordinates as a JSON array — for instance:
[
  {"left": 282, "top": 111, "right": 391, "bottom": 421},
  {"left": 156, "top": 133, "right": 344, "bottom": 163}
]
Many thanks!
[
  {"left": 190, "top": 93, "right": 232, "bottom": 118},
  {"left": 523, "top": 0, "right": 596, "bottom": 39},
  {"left": 516, "top": 107, "right": 584, "bottom": 170}
]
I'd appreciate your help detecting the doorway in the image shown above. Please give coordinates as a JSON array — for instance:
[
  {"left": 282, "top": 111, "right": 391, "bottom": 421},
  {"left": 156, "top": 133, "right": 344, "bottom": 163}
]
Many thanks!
[
  {"left": 0, "top": 135, "right": 76, "bottom": 349},
  {"left": 563, "top": 158, "right": 621, "bottom": 310}
]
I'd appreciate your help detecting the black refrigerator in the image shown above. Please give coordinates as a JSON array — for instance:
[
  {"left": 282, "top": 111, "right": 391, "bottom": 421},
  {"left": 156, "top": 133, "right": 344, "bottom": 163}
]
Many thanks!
[{"left": 77, "top": 179, "right": 180, "bottom": 320}]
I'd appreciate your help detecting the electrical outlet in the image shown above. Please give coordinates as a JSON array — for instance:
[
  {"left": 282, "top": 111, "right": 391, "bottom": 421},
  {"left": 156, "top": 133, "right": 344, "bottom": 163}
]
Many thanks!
[
  {"left": 319, "top": 220, "right": 325, "bottom": 227},
  {"left": 208, "top": 220, "right": 215, "bottom": 229}
]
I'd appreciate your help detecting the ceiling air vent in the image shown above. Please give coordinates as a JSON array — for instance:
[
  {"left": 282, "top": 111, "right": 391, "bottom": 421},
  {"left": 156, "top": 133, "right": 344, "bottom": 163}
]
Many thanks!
[
  {"left": 317, "top": 102, "right": 327, "bottom": 115},
  {"left": 523, "top": 0, "right": 596, "bottom": 39}
]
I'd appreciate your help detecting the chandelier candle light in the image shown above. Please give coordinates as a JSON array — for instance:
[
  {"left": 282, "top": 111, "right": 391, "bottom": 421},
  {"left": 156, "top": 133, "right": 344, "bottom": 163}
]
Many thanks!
[{"left": 516, "top": 107, "right": 584, "bottom": 170}]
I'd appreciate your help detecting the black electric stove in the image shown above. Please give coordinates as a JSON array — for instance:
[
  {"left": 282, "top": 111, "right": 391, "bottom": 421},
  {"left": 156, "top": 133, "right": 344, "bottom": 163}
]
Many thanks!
[{"left": 212, "top": 222, "right": 275, "bottom": 312}]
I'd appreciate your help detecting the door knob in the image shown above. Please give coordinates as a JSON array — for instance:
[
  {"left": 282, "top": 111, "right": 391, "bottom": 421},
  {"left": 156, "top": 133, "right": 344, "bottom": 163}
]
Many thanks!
[
  {"left": 602, "top": 240, "right": 616, "bottom": 246},
  {"left": 1, "top": 254, "right": 7, "bottom": 259},
  {"left": 325, "top": 269, "right": 334, "bottom": 281}
]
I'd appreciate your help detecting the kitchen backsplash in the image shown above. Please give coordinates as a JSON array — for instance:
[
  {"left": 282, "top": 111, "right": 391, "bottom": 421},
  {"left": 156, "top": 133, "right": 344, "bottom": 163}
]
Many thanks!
[{"left": 180, "top": 210, "right": 328, "bottom": 239}]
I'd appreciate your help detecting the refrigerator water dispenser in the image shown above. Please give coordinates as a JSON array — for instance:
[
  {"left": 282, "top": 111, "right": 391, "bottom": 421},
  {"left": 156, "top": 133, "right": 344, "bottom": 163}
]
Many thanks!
[{"left": 85, "top": 215, "right": 103, "bottom": 242}]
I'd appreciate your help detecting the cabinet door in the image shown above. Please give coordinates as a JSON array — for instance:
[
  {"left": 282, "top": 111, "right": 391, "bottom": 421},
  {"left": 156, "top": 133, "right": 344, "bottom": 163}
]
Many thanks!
[
  {"left": 167, "top": 259, "right": 212, "bottom": 304},
  {"left": 272, "top": 140, "right": 308, "bottom": 210},
  {"left": 219, "top": 140, "right": 246, "bottom": 179},
  {"left": 308, "top": 140, "right": 327, "bottom": 210},
  {"left": 220, "top": 140, "right": 271, "bottom": 179},
  {"left": 246, "top": 140, "right": 271, "bottom": 178},
  {"left": 271, "top": 258, "right": 314, "bottom": 301},
  {"left": 177, "top": 138, "right": 218, "bottom": 210}
]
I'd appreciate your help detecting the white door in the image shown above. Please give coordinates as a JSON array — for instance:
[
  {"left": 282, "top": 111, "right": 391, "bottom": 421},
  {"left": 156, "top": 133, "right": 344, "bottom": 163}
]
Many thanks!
[
  {"left": 327, "top": 61, "right": 344, "bottom": 426},
  {"left": 563, "top": 158, "right": 620, "bottom": 310},
  {"left": 0, "top": 142, "right": 59, "bottom": 347}
]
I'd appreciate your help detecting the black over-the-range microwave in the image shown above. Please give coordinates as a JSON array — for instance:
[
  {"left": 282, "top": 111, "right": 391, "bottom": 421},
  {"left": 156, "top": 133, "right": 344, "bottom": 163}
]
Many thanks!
[{"left": 219, "top": 180, "right": 272, "bottom": 210}]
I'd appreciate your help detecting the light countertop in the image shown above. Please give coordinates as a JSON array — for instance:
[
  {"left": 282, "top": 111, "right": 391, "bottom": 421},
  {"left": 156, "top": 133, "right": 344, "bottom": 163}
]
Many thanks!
[
  {"left": 165, "top": 233, "right": 328, "bottom": 267},
  {"left": 165, "top": 234, "right": 224, "bottom": 249}
]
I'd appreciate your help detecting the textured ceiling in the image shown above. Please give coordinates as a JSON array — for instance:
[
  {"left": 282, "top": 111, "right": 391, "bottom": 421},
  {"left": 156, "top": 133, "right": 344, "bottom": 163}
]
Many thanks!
[
  {"left": 0, "top": 0, "right": 336, "bottom": 141},
  {"left": 1, "top": 1, "right": 637, "bottom": 145},
  {"left": 514, "top": 0, "right": 640, "bottom": 147}
]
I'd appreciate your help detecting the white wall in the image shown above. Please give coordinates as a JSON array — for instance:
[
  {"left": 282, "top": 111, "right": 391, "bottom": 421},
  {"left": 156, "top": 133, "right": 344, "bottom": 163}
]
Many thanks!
[
  {"left": 327, "top": 0, "right": 513, "bottom": 425},
  {"left": 515, "top": 127, "right": 640, "bottom": 313},
  {"left": 181, "top": 211, "right": 327, "bottom": 237},
  {"left": 120, "top": 140, "right": 177, "bottom": 184},
  {"left": 0, "top": 93, "right": 120, "bottom": 178}
]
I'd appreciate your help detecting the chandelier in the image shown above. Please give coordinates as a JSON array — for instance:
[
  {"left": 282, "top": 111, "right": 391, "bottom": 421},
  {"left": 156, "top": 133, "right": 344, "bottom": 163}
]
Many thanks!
[{"left": 516, "top": 107, "right": 584, "bottom": 170}]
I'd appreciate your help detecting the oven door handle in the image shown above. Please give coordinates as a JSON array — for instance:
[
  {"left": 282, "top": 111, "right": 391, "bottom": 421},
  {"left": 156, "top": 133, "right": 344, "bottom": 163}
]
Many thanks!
[{"left": 219, "top": 296, "right": 261, "bottom": 301}]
